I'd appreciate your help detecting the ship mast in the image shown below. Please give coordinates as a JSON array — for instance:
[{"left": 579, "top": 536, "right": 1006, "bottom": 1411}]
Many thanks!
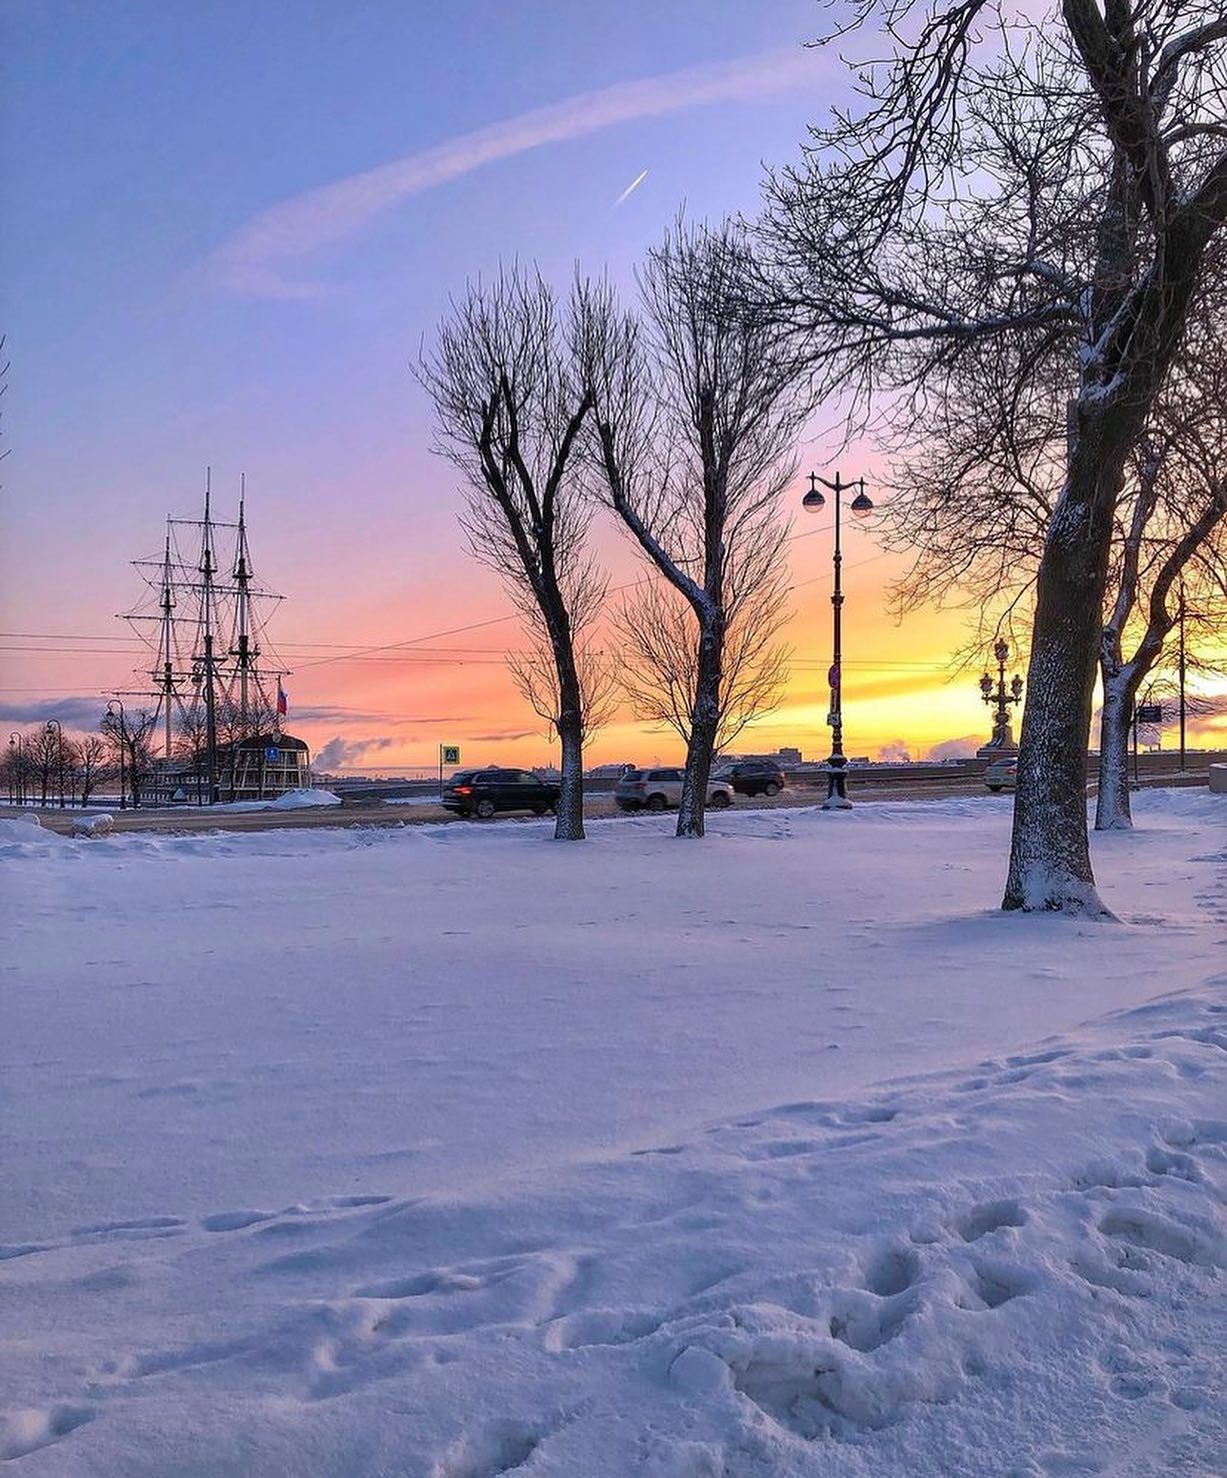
[
  {"left": 117, "top": 468, "right": 291, "bottom": 805},
  {"left": 232, "top": 473, "right": 255, "bottom": 737},
  {"left": 199, "top": 467, "right": 219, "bottom": 805},
  {"left": 159, "top": 524, "right": 175, "bottom": 760}
]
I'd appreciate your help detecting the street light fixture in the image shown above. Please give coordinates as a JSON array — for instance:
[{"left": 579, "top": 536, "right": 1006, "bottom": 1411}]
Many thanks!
[
  {"left": 45, "top": 719, "right": 66, "bottom": 809},
  {"left": 979, "top": 638, "right": 1024, "bottom": 753},
  {"left": 8, "top": 732, "right": 23, "bottom": 807},
  {"left": 802, "top": 470, "right": 873, "bottom": 809},
  {"left": 106, "top": 699, "right": 128, "bottom": 810}
]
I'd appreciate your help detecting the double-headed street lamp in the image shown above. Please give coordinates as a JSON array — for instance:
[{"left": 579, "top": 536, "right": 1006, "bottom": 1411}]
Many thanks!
[
  {"left": 802, "top": 470, "right": 873, "bottom": 809},
  {"left": 106, "top": 699, "right": 128, "bottom": 810}
]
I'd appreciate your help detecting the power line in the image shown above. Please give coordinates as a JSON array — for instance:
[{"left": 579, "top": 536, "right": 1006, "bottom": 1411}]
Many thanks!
[{"left": 3, "top": 534, "right": 898, "bottom": 678}]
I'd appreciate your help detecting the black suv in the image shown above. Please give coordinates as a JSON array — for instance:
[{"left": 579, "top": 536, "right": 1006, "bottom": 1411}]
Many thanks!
[
  {"left": 718, "top": 759, "right": 786, "bottom": 797},
  {"left": 442, "top": 768, "right": 560, "bottom": 819}
]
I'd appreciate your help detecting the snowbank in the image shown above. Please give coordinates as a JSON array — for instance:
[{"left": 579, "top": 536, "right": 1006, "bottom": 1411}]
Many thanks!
[
  {"left": 69, "top": 813, "right": 113, "bottom": 837},
  {"left": 0, "top": 813, "right": 69, "bottom": 860},
  {"left": 209, "top": 788, "right": 342, "bottom": 813},
  {"left": 2, "top": 791, "right": 1223, "bottom": 1474}
]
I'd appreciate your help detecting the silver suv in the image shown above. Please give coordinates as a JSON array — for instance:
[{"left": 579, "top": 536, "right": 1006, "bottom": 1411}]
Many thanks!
[
  {"left": 984, "top": 756, "right": 1017, "bottom": 792},
  {"left": 613, "top": 766, "right": 734, "bottom": 813}
]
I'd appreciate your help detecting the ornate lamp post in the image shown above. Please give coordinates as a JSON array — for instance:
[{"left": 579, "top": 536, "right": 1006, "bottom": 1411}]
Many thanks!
[
  {"left": 978, "top": 639, "right": 1024, "bottom": 755},
  {"left": 45, "top": 719, "right": 66, "bottom": 808},
  {"left": 8, "top": 732, "right": 23, "bottom": 807},
  {"left": 106, "top": 700, "right": 128, "bottom": 810},
  {"left": 802, "top": 470, "right": 874, "bottom": 808}
]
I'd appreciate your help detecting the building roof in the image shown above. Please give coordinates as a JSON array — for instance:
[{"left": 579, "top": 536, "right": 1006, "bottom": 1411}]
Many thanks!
[{"left": 223, "top": 732, "right": 310, "bottom": 754}]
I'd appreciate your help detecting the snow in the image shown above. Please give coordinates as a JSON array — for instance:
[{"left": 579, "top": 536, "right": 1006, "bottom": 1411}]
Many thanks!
[
  {"left": 68, "top": 813, "right": 113, "bottom": 837},
  {"left": 206, "top": 787, "right": 342, "bottom": 812},
  {"left": 2, "top": 792, "right": 1224, "bottom": 1474}
]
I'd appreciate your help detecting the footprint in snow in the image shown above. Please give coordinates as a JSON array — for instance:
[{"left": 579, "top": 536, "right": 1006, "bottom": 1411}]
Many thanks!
[
  {"left": 200, "top": 1209, "right": 278, "bottom": 1232},
  {"left": 960, "top": 1257, "right": 1032, "bottom": 1310},
  {"left": 956, "top": 1199, "right": 1028, "bottom": 1243},
  {"left": 863, "top": 1246, "right": 920, "bottom": 1297},
  {"left": 0, "top": 1404, "right": 95, "bottom": 1462},
  {"left": 429, "top": 1421, "right": 543, "bottom": 1478},
  {"left": 1099, "top": 1207, "right": 1223, "bottom": 1268},
  {"left": 70, "top": 1216, "right": 186, "bottom": 1243}
]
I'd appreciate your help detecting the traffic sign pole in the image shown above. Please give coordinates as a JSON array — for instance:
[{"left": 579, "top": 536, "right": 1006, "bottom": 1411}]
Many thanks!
[{"left": 439, "top": 745, "right": 460, "bottom": 798}]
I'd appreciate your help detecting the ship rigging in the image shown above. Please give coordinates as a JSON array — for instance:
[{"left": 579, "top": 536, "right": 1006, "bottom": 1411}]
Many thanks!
[{"left": 115, "top": 470, "right": 309, "bottom": 802}]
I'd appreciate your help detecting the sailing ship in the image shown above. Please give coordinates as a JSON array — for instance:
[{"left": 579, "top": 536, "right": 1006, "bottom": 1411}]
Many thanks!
[{"left": 115, "top": 471, "right": 310, "bottom": 803}]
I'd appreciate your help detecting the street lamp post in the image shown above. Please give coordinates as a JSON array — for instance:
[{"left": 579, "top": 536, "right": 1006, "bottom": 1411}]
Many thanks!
[
  {"left": 8, "top": 733, "right": 23, "bottom": 807},
  {"left": 45, "top": 720, "right": 66, "bottom": 809},
  {"left": 106, "top": 700, "right": 128, "bottom": 810},
  {"left": 978, "top": 639, "right": 1024, "bottom": 754},
  {"left": 802, "top": 470, "right": 874, "bottom": 809}
]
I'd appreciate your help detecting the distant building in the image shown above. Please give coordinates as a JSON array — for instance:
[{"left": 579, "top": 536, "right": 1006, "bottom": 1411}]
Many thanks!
[
  {"left": 718, "top": 747, "right": 804, "bottom": 767},
  {"left": 143, "top": 732, "right": 312, "bottom": 805},
  {"left": 218, "top": 733, "right": 311, "bottom": 800}
]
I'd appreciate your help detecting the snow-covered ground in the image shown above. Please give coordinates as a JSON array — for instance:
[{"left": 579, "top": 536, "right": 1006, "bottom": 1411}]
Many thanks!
[{"left": 2, "top": 793, "right": 1224, "bottom": 1475}]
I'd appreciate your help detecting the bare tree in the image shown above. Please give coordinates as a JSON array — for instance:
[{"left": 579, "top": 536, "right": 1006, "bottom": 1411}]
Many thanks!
[
  {"left": 2, "top": 733, "right": 35, "bottom": 805},
  {"left": 26, "top": 726, "right": 72, "bottom": 806},
  {"left": 102, "top": 708, "right": 158, "bottom": 808},
  {"left": 865, "top": 243, "right": 1227, "bottom": 832},
  {"left": 764, "top": 2, "right": 1227, "bottom": 911},
  {"left": 216, "top": 692, "right": 279, "bottom": 748},
  {"left": 584, "top": 219, "right": 811, "bottom": 837},
  {"left": 506, "top": 633, "right": 620, "bottom": 747},
  {"left": 421, "top": 268, "right": 600, "bottom": 839},
  {"left": 74, "top": 734, "right": 110, "bottom": 807},
  {"left": 617, "top": 568, "right": 792, "bottom": 753},
  {"left": 172, "top": 707, "right": 210, "bottom": 803},
  {"left": 1096, "top": 319, "right": 1227, "bottom": 826}
]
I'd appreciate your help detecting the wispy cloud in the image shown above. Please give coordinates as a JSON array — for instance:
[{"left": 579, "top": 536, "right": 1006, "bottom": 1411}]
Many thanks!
[
  {"left": 0, "top": 696, "right": 111, "bottom": 731},
  {"left": 291, "top": 704, "right": 475, "bottom": 726},
  {"left": 202, "top": 47, "right": 818, "bottom": 298}
]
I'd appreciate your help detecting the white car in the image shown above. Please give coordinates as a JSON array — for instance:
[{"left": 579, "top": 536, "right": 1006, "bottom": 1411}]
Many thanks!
[
  {"left": 614, "top": 766, "right": 734, "bottom": 812},
  {"left": 984, "top": 756, "right": 1017, "bottom": 792}
]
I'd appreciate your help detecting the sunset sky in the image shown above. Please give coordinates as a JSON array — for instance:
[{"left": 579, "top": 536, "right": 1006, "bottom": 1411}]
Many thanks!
[{"left": 3, "top": 1, "right": 1221, "bottom": 774}]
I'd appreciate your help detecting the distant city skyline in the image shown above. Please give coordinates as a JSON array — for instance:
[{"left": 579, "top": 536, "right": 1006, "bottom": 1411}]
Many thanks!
[{"left": 3, "top": 2, "right": 1222, "bottom": 768}]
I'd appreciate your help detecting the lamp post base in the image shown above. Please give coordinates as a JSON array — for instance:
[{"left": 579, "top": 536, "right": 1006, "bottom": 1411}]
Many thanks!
[{"left": 822, "top": 756, "right": 853, "bottom": 810}]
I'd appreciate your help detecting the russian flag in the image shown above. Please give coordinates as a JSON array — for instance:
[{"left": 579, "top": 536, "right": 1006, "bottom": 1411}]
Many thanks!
[{"left": 277, "top": 682, "right": 288, "bottom": 717}]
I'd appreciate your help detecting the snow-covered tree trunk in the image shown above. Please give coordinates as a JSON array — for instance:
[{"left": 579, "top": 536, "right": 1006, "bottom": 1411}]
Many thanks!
[
  {"left": 676, "top": 611, "right": 723, "bottom": 838},
  {"left": 1003, "top": 458, "right": 1117, "bottom": 914},
  {"left": 553, "top": 648, "right": 586, "bottom": 841},
  {"left": 1095, "top": 674, "right": 1136, "bottom": 832}
]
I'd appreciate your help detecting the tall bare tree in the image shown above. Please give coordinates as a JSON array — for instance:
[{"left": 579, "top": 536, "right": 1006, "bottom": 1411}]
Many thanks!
[
  {"left": 422, "top": 269, "right": 601, "bottom": 839},
  {"left": 864, "top": 236, "right": 1227, "bottom": 833},
  {"left": 764, "top": 2, "right": 1227, "bottom": 911},
  {"left": 859, "top": 238, "right": 1226, "bottom": 829},
  {"left": 102, "top": 707, "right": 157, "bottom": 808},
  {"left": 73, "top": 734, "right": 110, "bottom": 807},
  {"left": 506, "top": 632, "right": 620, "bottom": 749},
  {"left": 1096, "top": 319, "right": 1227, "bottom": 827},
  {"left": 27, "top": 725, "right": 73, "bottom": 806},
  {"left": 584, "top": 220, "right": 811, "bottom": 837},
  {"left": 617, "top": 569, "right": 791, "bottom": 754}
]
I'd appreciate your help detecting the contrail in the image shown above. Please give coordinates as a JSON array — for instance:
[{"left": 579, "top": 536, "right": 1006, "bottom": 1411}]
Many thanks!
[
  {"left": 201, "top": 46, "right": 823, "bottom": 298},
  {"left": 613, "top": 168, "right": 649, "bottom": 207}
]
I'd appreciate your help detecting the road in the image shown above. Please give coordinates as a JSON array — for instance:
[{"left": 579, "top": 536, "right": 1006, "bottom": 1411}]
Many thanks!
[{"left": 6, "top": 765, "right": 1217, "bottom": 837}]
